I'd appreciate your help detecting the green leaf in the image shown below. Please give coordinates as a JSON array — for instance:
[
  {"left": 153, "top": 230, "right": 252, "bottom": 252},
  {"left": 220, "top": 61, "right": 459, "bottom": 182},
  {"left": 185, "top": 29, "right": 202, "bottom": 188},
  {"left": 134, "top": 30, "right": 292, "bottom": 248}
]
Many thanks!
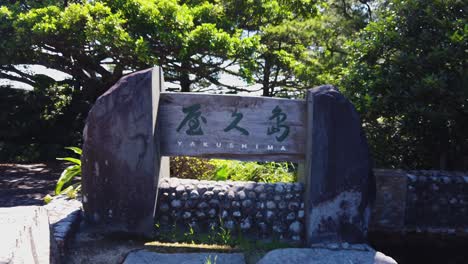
[
  {"left": 44, "top": 194, "right": 53, "bottom": 204},
  {"left": 55, "top": 165, "right": 80, "bottom": 195},
  {"left": 59, "top": 185, "right": 74, "bottom": 195},
  {"left": 214, "top": 165, "right": 228, "bottom": 181},
  {"left": 64, "top": 184, "right": 80, "bottom": 199},
  {"left": 56, "top": 157, "right": 81, "bottom": 165},
  {"left": 65, "top": 146, "right": 82, "bottom": 155}
]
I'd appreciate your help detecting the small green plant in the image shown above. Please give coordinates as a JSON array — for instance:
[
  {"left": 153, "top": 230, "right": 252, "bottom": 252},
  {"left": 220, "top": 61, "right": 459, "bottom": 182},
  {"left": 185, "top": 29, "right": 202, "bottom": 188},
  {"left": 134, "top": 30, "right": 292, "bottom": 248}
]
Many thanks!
[
  {"left": 217, "top": 225, "right": 233, "bottom": 245},
  {"left": 154, "top": 222, "right": 189, "bottom": 243},
  {"left": 44, "top": 146, "right": 82, "bottom": 203},
  {"left": 153, "top": 218, "right": 296, "bottom": 255},
  {"left": 184, "top": 224, "right": 196, "bottom": 244},
  {"left": 204, "top": 255, "right": 217, "bottom": 264},
  {"left": 216, "top": 219, "right": 233, "bottom": 246}
]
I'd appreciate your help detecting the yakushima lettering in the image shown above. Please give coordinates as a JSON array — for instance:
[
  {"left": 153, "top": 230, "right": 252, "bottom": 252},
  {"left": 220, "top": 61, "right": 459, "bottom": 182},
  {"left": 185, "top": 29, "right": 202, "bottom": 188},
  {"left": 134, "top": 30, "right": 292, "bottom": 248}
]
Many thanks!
[{"left": 176, "top": 140, "right": 287, "bottom": 151}]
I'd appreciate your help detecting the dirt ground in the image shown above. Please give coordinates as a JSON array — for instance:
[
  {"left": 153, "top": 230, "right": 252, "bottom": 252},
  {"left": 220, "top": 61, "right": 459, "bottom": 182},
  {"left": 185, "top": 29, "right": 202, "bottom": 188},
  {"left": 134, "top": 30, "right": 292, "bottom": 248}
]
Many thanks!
[{"left": 0, "top": 163, "right": 66, "bottom": 207}]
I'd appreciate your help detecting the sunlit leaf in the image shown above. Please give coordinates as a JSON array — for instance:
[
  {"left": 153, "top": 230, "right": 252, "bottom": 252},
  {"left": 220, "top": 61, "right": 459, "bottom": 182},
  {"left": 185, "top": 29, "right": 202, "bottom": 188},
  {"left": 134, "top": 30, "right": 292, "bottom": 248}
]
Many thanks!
[
  {"left": 55, "top": 164, "right": 80, "bottom": 194},
  {"left": 56, "top": 157, "right": 81, "bottom": 165}
]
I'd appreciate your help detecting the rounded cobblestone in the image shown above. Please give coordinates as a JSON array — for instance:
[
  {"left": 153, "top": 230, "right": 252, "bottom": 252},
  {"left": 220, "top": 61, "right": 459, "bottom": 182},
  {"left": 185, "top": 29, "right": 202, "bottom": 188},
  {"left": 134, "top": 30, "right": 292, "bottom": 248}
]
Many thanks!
[{"left": 156, "top": 178, "right": 305, "bottom": 241}]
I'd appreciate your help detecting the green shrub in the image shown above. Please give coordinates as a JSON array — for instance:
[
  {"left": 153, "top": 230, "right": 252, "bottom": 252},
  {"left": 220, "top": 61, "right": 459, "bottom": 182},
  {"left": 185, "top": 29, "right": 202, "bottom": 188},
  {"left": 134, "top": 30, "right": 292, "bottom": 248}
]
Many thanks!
[
  {"left": 207, "top": 159, "right": 296, "bottom": 183},
  {"left": 170, "top": 157, "right": 296, "bottom": 183},
  {"left": 170, "top": 156, "right": 215, "bottom": 180}
]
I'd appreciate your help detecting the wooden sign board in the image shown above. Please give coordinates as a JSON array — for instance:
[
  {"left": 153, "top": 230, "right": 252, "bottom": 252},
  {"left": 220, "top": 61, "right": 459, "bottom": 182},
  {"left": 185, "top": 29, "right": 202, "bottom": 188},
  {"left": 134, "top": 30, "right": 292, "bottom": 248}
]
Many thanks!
[{"left": 158, "top": 93, "right": 306, "bottom": 161}]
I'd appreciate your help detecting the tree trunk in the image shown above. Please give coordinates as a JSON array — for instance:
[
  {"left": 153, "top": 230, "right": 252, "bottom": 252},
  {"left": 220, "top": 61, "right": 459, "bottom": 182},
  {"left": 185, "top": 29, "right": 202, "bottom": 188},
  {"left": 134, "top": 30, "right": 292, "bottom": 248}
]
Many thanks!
[
  {"left": 262, "top": 58, "right": 271, "bottom": 97},
  {"left": 180, "top": 61, "right": 191, "bottom": 92}
]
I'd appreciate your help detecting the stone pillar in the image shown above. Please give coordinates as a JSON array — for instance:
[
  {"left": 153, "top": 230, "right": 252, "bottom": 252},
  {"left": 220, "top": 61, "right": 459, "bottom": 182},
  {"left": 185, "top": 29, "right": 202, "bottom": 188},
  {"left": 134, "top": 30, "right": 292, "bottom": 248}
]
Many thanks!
[
  {"left": 304, "top": 85, "right": 376, "bottom": 245},
  {"left": 82, "top": 67, "right": 166, "bottom": 236}
]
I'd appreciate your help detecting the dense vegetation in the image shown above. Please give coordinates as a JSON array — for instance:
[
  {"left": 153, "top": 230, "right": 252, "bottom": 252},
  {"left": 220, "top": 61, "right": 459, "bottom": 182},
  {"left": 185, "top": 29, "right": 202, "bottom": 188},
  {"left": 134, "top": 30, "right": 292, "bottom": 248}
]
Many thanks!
[
  {"left": 1, "top": 0, "right": 466, "bottom": 170},
  {"left": 170, "top": 157, "right": 296, "bottom": 182}
]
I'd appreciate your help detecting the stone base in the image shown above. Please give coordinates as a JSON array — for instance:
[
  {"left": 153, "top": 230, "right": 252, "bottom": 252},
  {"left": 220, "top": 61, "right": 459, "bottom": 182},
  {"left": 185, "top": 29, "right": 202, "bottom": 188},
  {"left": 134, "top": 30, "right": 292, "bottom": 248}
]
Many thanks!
[
  {"left": 256, "top": 247, "right": 397, "bottom": 264},
  {"left": 123, "top": 250, "right": 246, "bottom": 264}
]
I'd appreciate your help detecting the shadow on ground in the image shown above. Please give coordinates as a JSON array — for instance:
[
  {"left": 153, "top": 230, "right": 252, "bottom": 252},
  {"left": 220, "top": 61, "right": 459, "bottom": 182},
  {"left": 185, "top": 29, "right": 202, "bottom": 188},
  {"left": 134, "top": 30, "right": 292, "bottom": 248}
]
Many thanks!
[
  {"left": 369, "top": 231, "right": 468, "bottom": 264},
  {"left": 0, "top": 163, "right": 67, "bottom": 207}
]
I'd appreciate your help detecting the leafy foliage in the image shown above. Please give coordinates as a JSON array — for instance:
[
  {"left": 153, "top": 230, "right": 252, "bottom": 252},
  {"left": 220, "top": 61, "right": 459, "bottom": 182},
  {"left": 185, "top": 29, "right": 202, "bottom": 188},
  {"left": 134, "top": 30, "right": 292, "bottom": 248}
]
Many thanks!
[
  {"left": 208, "top": 159, "right": 296, "bottom": 183},
  {"left": 170, "top": 157, "right": 296, "bottom": 183},
  {"left": 1, "top": 0, "right": 466, "bottom": 170},
  {"left": 170, "top": 156, "right": 215, "bottom": 180},
  {"left": 0, "top": 85, "right": 82, "bottom": 162},
  {"left": 55, "top": 146, "right": 81, "bottom": 194},
  {"left": 0, "top": 0, "right": 256, "bottom": 160},
  {"left": 343, "top": 0, "right": 467, "bottom": 169},
  {"left": 1, "top": 0, "right": 257, "bottom": 95}
]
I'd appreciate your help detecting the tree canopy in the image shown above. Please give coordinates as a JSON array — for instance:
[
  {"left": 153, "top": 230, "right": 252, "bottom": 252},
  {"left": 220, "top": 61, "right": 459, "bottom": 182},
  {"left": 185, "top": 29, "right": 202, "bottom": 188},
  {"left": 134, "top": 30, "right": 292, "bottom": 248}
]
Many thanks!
[
  {"left": 343, "top": 0, "right": 467, "bottom": 169},
  {"left": 0, "top": 0, "right": 258, "bottom": 97},
  {"left": 1, "top": 0, "right": 466, "bottom": 169}
]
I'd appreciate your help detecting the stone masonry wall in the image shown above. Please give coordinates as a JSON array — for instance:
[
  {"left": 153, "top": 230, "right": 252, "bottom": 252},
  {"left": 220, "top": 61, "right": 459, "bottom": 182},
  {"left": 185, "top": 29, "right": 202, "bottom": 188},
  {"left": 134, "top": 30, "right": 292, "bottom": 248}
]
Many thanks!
[
  {"left": 155, "top": 178, "right": 305, "bottom": 241},
  {"left": 405, "top": 170, "right": 468, "bottom": 229},
  {"left": 155, "top": 170, "right": 468, "bottom": 241},
  {"left": 371, "top": 169, "right": 468, "bottom": 236}
]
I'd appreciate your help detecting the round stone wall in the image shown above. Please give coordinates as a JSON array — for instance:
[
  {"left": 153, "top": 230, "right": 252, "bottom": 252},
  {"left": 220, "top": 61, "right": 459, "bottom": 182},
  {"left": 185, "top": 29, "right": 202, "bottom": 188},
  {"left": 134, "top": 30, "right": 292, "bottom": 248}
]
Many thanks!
[
  {"left": 155, "top": 170, "right": 468, "bottom": 242},
  {"left": 155, "top": 178, "right": 305, "bottom": 241}
]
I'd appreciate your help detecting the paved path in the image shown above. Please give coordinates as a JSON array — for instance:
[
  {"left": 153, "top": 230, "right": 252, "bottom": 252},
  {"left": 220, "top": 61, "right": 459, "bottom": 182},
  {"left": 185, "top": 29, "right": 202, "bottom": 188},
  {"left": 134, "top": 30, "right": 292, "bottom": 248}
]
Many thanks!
[{"left": 0, "top": 163, "right": 65, "bottom": 207}]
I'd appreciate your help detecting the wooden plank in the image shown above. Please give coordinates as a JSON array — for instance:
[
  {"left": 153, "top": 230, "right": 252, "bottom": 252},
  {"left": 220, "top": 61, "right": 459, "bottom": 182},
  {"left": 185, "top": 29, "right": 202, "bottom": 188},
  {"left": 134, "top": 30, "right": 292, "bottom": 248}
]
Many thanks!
[{"left": 158, "top": 93, "right": 306, "bottom": 161}]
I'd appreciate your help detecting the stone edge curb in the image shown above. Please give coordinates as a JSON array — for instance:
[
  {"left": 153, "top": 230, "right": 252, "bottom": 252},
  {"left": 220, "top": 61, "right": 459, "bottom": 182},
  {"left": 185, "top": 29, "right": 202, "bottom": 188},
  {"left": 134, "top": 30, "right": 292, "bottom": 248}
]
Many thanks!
[{"left": 44, "top": 196, "right": 83, "bottom": 257}]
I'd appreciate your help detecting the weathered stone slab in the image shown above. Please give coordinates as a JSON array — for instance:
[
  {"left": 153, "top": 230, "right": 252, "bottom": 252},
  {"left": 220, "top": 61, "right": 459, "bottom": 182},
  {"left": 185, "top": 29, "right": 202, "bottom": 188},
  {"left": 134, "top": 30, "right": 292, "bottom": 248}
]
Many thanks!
[
  {"left": 82, "top": 67, "right": 166, "bottom": 236},
  {"left": 123, "top": 250, "right": 245, "bottom": 264},
  {"left": 304, "top": 85, "right": 376, "bottom": 245},
  {"left": 0, "top": 206, "right": 58, "bottom": 264},
  {"left": 256, "top": 248, "right": 397, "bottom": 264}
]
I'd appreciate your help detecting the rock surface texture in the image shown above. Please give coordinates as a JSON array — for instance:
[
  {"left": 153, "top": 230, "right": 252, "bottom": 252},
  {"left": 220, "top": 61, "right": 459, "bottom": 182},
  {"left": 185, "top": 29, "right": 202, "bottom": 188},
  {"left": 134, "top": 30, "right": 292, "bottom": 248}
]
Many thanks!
[
  {"left": 82, "top": 67, "right": 166, "bottom": 235},
  {"left": 123, "top": 250, "right": 246, "bottom": 264},
  {"left": 304, "top": 85, "right": 376, "bottom": 245},
  {"left": 0, "top": 206, "right": 58, "bottom": 264},
  {"left": 256, "top": 248, "right": 397, "bottom": 264}
]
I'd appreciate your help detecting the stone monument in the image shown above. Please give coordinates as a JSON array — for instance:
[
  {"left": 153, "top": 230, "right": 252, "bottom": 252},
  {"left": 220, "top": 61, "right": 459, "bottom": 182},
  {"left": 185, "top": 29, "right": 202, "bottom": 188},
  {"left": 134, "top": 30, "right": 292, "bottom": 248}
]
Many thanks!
[{"left": 82, "top": 67, "right": 375, "bottom": 245}]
